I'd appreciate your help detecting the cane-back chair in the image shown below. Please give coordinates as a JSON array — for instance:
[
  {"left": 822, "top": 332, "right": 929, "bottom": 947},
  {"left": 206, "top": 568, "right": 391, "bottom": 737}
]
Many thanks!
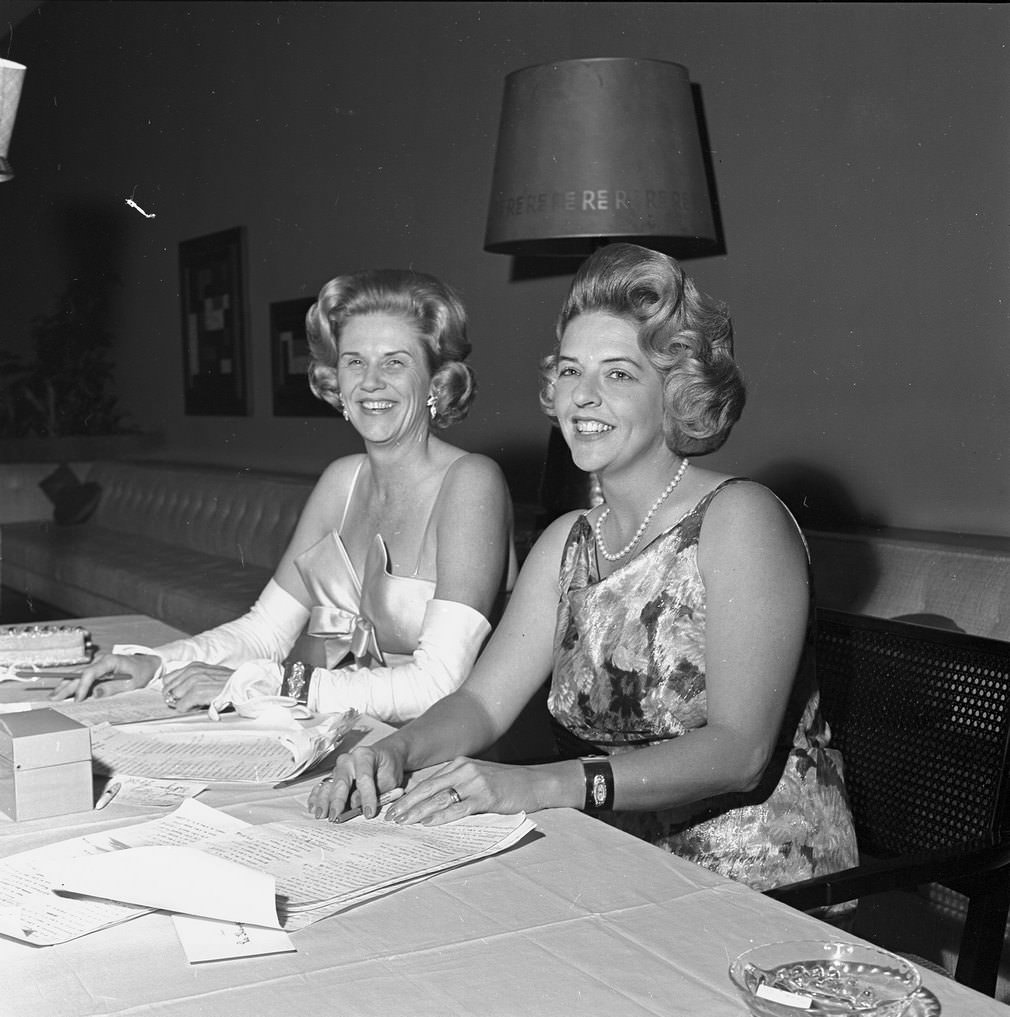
[{"left": 766, "top": 608, "right": 1010, "bottom": 996}]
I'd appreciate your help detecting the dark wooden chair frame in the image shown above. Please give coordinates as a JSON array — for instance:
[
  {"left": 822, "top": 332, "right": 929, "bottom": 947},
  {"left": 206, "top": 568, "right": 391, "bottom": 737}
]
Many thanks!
[{"left": 766, "top": 608, "right": 1010, "bottom": 997}]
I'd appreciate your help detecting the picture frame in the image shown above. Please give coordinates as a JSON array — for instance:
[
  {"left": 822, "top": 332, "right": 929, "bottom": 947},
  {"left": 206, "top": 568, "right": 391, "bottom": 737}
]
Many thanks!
[
  {"left": 270, "top": 296, "right": 330, "bottom": 416},
  {"left": 179, "top": 227, "right": 249, "bottom": 415}
]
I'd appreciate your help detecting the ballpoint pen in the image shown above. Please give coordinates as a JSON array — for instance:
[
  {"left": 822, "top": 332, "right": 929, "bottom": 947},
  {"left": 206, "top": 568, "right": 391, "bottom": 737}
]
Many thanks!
[
  {"left": 95, "top": 782, "right": 122, "bottom": 810},
  {"left": 13, "top": 670, "right": 83, "bottom": 681},
  {"left": 335, "top": 787, "right": 404, "bottom": 823}
]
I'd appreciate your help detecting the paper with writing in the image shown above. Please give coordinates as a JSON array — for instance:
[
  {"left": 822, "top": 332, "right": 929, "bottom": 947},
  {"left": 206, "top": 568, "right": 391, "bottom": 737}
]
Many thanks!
[
  {"left": 53, "top": 688, "right": 182, "bottom": 725},
  {"left": 172, "top": 913, "right": 296, "bottom": 964},
  {"left": 0, "top": 799, "right": 250, "bottom": 945},
  {"left": 232, "top": 813, "right": 535, "bottom": 911},
  {"left": 182, "top": 809, "right": 536, "bottom": 932},
  {"left": 1, "top": 796, "right": 535, "bottom": 948},
  {"left": 106, "top": 775, "right": 208, "bottom": 808},
  {"left": 52, "top": 845, "right": 280, "bottom": 928},
  {"left": 90, "top": 711, "right": 355, "bottom": 783}
]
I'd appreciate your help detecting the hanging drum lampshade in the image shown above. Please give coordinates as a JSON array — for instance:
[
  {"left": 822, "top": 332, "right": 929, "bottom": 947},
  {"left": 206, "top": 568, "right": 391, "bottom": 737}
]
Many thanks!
[{"left": 484, "top": 57, "right": 719, "bottom": 259}]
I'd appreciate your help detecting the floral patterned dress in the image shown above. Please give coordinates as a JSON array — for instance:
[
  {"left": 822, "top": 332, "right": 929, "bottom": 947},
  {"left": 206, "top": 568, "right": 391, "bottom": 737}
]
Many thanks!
[{"left": 548, "top": 480, "right": 859, "bottom": 892}]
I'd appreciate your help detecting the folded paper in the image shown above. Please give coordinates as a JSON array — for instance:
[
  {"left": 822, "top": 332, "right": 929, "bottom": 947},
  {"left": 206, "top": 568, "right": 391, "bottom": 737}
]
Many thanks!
[{"left": 52, "top": 845, "right": 280, "bottom": 928}]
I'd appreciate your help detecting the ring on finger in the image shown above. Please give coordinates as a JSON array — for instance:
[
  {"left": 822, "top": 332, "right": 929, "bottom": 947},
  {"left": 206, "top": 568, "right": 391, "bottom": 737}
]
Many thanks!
[
  {"left": 446, "top": 787, "right": 463, "bottom": 806},
  {"left": 318, "top": 776, "right": 334, "bottom": 786},
  {"left": 164, "top": 692, "right": 178, "bottom": 707}
]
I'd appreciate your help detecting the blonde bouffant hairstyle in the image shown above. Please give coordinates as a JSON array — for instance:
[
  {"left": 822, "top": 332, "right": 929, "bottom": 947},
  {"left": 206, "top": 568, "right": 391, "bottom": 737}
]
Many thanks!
[
  {"left": 539, "top": 243, "right": 745, "bottom": 456},
  {"left": 305, "top": 268, "right": 476, "bottom": 429}
]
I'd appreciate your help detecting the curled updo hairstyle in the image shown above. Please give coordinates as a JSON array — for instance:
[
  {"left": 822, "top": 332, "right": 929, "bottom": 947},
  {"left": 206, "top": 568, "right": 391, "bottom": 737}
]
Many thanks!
[
  {"left": 539, "top": 243, "right": 745, "bottom": 456},
  {"left": 305, "top": 268, "right": 476, "bottom": 429}
]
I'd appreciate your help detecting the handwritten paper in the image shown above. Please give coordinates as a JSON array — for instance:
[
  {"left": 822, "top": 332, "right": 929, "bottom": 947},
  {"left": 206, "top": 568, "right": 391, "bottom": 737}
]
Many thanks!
[
  {"left": 90, "top": 711, "right": 355, "bottom": 784},
  {"left": 0, "top": 799, "right": 250, "bottom": 945},
  {"left": 187, "top": 808, "right": 537, "bottom": 931},
  {"left": 1, "top": 789, "right": 536, "bottom": 955},
  {"left": 53, "top": 688, "right": 182, "bottom": 726},
  {"left": 172, "top": 913, "right": 295, "bottom": 963},
  {"left": 53, "top": 845, "right": 280, "bottom": 928},
  {"left": 0, "top": 686, "right": 184, "bottom": 721},
  {"left": 107, "top": 775, "right": 207, "bottom": 808}
]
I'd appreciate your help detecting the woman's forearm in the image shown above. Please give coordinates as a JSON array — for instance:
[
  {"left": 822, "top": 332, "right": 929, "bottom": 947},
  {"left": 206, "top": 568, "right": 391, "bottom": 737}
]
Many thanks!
[
  {"left": 307, "top": 598, "right": 491, "bottom": 724},
  {"left": 382, "top": 686, "right": 503, "bottom": 773},
  {"left": 606, "top": 723, "right": 776, "bottom": 813},
  {"left": 156, "top": 579, "right": 309, "bottom": 671}
]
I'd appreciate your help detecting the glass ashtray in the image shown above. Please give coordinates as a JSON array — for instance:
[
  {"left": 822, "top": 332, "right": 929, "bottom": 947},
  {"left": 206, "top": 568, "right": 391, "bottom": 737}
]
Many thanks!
[{"left": 729, "top": 940, "right": 922, "bottom": 1016}]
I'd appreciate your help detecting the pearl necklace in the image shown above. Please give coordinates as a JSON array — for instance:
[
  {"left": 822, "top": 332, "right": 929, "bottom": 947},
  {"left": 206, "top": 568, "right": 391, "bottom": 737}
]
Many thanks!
[{"left": 594, "top": 458, "right": 690, "bottom": 562}]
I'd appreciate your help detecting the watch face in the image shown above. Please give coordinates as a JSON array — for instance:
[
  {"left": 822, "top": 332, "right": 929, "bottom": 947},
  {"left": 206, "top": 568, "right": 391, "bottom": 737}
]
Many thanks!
[{"left": 591, "top": 772, "right": 607, "bottom": 807}]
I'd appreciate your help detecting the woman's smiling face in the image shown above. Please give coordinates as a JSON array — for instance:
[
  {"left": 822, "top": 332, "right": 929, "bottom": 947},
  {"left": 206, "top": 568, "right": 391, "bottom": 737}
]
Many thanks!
[
  {"left": 554, "top": 311, "right": 667, "bottom": 476},
  {"left": 337, "top": 312, "right": 432, "bottom": 446}
]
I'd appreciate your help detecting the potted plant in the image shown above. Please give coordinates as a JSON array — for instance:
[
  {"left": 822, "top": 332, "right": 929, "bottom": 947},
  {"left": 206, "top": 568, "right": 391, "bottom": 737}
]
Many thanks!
[{"left": 0, "top": 273, "right": 155, "bottom": 461}]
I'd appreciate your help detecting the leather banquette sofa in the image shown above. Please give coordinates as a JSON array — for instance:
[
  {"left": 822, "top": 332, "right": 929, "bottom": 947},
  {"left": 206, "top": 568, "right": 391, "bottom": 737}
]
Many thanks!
[
  {"left": 1, "top": 459, "right": 314, "bottom": 634},
  {"left": 3, "top": 458, "right": 1007, "bottom": 644}
]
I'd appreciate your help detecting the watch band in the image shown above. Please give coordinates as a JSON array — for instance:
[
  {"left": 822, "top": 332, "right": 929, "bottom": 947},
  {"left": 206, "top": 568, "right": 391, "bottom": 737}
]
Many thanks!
[
  {"left": 580, "top": 756, "right": 615, "bottom": 812},
  {"left": 281, "top": 660, "right": 310, "bottom": 704}
]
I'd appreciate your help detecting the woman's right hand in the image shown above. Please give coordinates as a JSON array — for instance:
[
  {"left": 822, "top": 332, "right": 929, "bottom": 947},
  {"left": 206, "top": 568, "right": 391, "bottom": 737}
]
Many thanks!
[
  {"left": 307, "top": 741, "right": 406, "bottom": 822},
  {"left": 49, "top": 652, "right": 162, "bottom": 702}
]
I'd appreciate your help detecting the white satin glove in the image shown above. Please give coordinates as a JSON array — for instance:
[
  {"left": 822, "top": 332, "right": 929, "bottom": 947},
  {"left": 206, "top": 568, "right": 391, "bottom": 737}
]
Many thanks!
[
  {"left": 208, "top": 659, "right": 297, "bottom": 720},
  {"left": 307, "top": 598, "right": 491, "bottom": 724},
  {"left": 152, "top": 579, "right": 310, "bottom": 677}
]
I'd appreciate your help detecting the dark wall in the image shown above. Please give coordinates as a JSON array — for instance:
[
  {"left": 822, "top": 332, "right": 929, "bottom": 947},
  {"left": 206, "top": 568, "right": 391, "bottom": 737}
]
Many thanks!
[{"left": 1, "top": 2, "right": 1007, "bottom": 533}]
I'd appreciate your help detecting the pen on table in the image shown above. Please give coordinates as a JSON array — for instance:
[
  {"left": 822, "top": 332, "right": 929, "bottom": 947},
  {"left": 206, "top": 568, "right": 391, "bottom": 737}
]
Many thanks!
[
  {"left": 336, "top": 787, "right": 404, "bottom": 823},
  {"left": 14, "top": 670, "right": 83, "bottom": 681},
  {"left": 95, "top": 782, "right": 122, "bottom": 811}
]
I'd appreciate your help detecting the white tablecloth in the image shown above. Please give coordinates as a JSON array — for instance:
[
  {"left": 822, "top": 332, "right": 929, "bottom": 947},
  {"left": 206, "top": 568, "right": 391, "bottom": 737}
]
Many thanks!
[
  {"left": 3, "top": 790, "right": 1008, "bottom": 1016},
  {"left": 1, "top": 616, "right": 1007, "bottom": 1016}
]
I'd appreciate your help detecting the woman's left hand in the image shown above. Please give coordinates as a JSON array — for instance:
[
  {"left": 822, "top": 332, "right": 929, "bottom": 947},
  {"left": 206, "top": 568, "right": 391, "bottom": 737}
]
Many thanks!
[
  {"left": 385, "top": 757, "right": 550, "bottom": 826},
  {"left": 161, "top": 662, "right": 234, "bottom": 712}
]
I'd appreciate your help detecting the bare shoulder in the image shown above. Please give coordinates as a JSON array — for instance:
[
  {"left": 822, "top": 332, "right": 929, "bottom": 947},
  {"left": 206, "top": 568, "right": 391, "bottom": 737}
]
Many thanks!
[
  {"left": 699, "top": 479, "right": 806, "bottom": 564},
  {"left": 298, "top": 455, "right": 366, "bottom": 532},
  {"left": 441, "top": 452, "right": 510, "bottom": 494},
  {"left": 525, "top": 509, "right": 584, "bottom": 570},
  {"left": 311, "top": 453, "right": 366, "bottom": 500},
  {"left": 437, "top": 452, "right": 512, "bottom": 515}
]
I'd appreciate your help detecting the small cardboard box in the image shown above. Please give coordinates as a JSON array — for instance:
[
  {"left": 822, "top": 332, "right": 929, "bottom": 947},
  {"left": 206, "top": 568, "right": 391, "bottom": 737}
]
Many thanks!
[{"left": 0, "top": 709, "right": 93, "bottom": 821}]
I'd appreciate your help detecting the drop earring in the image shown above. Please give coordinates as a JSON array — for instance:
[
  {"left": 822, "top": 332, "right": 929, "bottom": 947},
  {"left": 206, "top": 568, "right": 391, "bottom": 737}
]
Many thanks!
[
  {"left": 336, "top": 392, "right": 349, "bottom": 421},
  {"left": 426, "top": 393, "right": 437, "bottom": 421}
]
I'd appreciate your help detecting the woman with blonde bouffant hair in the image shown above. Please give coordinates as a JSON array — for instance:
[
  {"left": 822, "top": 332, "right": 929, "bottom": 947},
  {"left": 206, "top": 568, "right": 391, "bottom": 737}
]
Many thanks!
[{"left": 59, "top": 268, "right": 517, "bottom": 724}]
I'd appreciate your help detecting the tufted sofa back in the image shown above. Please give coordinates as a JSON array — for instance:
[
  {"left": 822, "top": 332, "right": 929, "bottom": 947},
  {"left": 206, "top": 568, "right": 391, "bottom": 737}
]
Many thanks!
[
  {"left": 86, "top": 460, "right": 313, "bottom": 570},
  {"left": 805, "top": 528, "right": 1010, "bottom": 642}
]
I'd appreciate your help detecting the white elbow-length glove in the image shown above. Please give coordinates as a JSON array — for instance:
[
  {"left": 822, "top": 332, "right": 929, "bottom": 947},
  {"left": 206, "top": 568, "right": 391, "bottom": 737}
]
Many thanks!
[
  {"left": 150, "top": 579, "right": 310, "bottom": 677},
  {"left": 309, "top": 598, "right": 491, "bottom": 723},
  {"left": 211, "top": 598, "right": 490, "bottom": 725}
]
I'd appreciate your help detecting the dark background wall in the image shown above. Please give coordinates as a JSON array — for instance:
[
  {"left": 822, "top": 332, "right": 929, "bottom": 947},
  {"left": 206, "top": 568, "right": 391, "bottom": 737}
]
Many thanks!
[{"left": 1, "top": 2, "right": 1007, "bottom": 535}]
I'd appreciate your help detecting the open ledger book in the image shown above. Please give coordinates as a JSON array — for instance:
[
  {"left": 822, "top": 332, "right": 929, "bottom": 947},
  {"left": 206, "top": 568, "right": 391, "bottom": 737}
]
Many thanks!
[{"left": 0, "top": 798, "right": 536, "bottom": 952}]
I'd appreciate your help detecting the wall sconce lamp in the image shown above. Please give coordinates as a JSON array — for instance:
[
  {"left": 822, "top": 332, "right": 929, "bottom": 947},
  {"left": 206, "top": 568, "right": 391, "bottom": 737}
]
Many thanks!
[
  {"left": 484, "top": 57, "right": 719, "bottom": 259},
  {"left": 0, "top": 58, "right": 27, "bottom": 183}
]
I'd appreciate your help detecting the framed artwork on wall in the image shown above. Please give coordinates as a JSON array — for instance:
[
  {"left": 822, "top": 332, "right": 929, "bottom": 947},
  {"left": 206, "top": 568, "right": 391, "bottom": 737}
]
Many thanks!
[
  {"left": 179, "top": 226, "right": 249, "bottom": 416},
  {"left": 270, "top": 297, "right": 329, "bottom": 416}
]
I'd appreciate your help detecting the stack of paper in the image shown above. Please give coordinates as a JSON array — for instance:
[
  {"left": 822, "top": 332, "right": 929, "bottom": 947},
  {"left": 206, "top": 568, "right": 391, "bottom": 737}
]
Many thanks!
[
  {"left": 89, "top": 710, "right": 356, "bottom": 784},
  {"left": 2, "top": 797, "right": 537, "bottom": 961},
  {"left": 199, "top": 809, "right": 537, "bottom": 930},
  {"left": 0, "top": 799, "right": 253, "bottom": 946}
]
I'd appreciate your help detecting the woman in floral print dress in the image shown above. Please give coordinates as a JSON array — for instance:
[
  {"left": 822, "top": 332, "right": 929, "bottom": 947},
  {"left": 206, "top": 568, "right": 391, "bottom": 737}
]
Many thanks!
[{"left": 314, "top": 243, "right": 858, "bottom": 894}]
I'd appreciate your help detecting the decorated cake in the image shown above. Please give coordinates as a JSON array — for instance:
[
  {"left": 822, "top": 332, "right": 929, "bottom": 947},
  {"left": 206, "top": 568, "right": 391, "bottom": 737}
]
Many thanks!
[{"left": 0, "top": 624, "right": 92, "bottom": 667}]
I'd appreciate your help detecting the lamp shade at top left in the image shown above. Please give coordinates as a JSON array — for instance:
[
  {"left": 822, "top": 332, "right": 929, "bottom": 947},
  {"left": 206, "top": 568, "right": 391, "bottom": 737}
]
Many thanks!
[{"left": 0, "top": 58, "right": 27, "bottom": 182}]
